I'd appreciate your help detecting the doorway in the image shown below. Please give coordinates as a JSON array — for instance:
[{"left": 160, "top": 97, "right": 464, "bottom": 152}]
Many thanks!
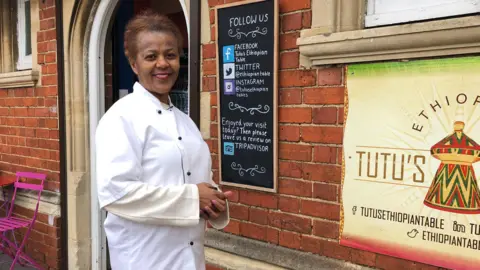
[{"left": 87, "top": 0, "right": 192, "bottom": 269}]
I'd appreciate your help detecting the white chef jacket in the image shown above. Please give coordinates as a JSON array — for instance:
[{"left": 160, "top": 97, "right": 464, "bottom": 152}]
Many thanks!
[{"left": 95, "top": 82, "right": 229, "bottom": 270}]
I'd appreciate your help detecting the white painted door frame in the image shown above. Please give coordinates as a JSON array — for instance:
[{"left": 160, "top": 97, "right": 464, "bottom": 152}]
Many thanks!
[{"left": 87, "top": 0, "right": 190, "bottom": 269}]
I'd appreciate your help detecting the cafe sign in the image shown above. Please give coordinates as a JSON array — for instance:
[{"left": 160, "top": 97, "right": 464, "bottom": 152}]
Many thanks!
[{"left": 341, "top": 57, "right": 480, "bottom": 269}]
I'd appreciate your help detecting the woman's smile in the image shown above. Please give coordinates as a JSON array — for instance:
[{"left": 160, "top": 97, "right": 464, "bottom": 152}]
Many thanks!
[{"left": 153, "top": 71, "right": 171, "bottom": 80}]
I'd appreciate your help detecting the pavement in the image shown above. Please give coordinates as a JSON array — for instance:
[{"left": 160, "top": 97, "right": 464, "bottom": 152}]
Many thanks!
[{"left": 0, "top": 254, "right": 35, "bottom": 270}]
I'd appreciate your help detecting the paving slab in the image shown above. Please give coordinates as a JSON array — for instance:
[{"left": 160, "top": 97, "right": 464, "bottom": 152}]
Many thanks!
[{"left": 0, "top": 254, "right": 35, "bottom": 270}]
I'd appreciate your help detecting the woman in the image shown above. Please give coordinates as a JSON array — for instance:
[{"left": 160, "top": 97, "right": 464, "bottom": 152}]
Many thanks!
[{"left": 95, "top": 11, "right": 231, "bottom": 270}]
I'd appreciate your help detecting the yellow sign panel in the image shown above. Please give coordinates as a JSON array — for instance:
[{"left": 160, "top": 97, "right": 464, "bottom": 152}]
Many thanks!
[{"left": 341, "top": 57, "right": 480, "bottom": 269}]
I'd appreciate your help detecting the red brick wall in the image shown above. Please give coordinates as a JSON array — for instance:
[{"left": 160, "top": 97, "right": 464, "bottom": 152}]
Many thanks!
[
  {"left": 203, "top": 1, "right": 440, "bottom": 269},
  {"left": 206, "top": 264, "right": 225, "bottom": 270},
  {"left": 0, "top": 0, "right": 61, "bottom": 269}
]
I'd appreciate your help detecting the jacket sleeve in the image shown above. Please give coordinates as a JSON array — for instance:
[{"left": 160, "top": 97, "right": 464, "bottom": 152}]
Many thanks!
[
  {"left": 95, "top": 112, "right": 200, "bottom": 227},
  {"left": 207, "top": 174, "right": 230, "bottom": 230}
]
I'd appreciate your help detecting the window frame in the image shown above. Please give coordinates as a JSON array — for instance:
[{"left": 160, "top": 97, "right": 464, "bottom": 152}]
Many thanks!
[
  {"left": 365, "top": 0, "right": 480, "bottom": 27},
  {"left": 16, "top": 0, "right": 32, "bottom": 71}
]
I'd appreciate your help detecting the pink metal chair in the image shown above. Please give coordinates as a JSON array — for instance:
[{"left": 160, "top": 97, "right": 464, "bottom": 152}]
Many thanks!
[{"left": 0, "top": 172, "right": 46, "bottom": 270}]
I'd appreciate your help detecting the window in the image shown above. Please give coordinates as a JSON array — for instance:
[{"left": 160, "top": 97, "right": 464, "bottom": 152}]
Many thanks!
[
  {"left": 16, "top": 0, "right": 32, "bottom": 70},
  {"left": 0, "top": 0, "right": 38, "bottom": 88},
  {"left": 365, "top": 0, "right": 480, "bottom": 27}
]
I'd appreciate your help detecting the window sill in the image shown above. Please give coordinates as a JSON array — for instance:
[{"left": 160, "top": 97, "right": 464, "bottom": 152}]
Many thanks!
[
  {"left": 0, "top": 70, "right": 39, "bottom": 89},
  {"left": 298, "top": 16, "right": 480, "bottom": 66}
]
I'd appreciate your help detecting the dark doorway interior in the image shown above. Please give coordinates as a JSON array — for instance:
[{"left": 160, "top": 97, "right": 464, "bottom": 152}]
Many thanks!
[{"left": 106, "top": 0, "right": 190, "bottom": 113}]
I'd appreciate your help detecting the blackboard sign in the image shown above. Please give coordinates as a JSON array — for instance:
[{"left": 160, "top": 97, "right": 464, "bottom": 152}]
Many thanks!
[{"left": 216, "top": 0, "right": 278, "bottom": 192}]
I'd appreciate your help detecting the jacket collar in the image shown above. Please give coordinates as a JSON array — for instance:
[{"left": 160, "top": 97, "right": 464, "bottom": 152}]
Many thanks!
[{"left": 133, "top": 82, "right": 173, "bottom": 111}]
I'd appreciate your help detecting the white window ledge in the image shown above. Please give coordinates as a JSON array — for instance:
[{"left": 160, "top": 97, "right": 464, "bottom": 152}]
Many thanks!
[
  {"left": 298, "top": 16, "right": 480, "bottom": 66},
  {"left": 0, "top": 70, "right": 39, "bottom": 88}
]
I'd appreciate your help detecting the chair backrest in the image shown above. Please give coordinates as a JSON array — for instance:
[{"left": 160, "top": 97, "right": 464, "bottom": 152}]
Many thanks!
[{"left": 7, "top": 172, "right": 46, "bottom": 218}]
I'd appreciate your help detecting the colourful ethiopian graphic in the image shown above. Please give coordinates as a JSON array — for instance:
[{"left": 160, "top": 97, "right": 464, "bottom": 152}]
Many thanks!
[{"left": 424, "top": 107, "right": 480, "bottom": 214}]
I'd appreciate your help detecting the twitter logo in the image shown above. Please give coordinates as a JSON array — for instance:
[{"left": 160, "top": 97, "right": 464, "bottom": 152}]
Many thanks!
[{"left": 223, "top": 63, "right": 235, "bottom": 79}]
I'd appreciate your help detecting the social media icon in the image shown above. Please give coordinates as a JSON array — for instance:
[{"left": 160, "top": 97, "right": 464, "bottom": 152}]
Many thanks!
[
  {"left": 224, "top": 80, "right": 236, "bottom": 95},
  {"left": 223, "top": 45, "right": 235, "bottom": 63},
  {"left": 223, "top": 63, "right": 235, "bottom": 79},
  {"left": 224, "top": 142, "right": 234, "bottom": 155}
]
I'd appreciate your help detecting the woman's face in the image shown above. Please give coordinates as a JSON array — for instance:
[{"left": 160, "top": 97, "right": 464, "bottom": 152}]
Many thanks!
[{"left": 130, "top": 31, "right": 180, "bottom": 102}]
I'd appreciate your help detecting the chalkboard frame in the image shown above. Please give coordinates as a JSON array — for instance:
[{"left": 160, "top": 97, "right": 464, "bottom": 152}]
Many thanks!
[{"left": 215, "top": 0, "right": 279, "bottom": 193}]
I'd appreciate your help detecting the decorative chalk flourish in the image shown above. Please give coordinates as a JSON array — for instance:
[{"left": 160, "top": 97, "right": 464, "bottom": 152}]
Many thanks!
[
  {"left": 228, "top": 102, "right": 270, "bottom": 115},
  {"left": 231, "top": 162, "right": 266, "bottom": 176},
  {"left": 228, "top": 27, "right": 268, "bottom": 39}
]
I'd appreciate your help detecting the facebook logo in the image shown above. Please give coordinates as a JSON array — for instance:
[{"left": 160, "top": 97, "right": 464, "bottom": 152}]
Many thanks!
[{"left": 222, "top": 45, "right": 235, "bottom": 63}]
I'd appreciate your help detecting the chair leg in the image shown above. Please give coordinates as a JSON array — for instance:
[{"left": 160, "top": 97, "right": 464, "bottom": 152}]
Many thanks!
[{"left": 9, "top": 226, "right": 44, "bottom": 270}]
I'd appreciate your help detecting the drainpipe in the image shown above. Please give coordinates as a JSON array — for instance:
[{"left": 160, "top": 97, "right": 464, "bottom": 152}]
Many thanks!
[
  {"left": 189, "top": 0, "right": 201, "bottom": 127},
  {"left": 54, "top": 0, "right": 68, "bottom": 269}
]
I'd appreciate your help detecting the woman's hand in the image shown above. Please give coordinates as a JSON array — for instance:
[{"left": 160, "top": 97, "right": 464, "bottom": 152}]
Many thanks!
[
  {"left": 197, "top": 183, "right": 226, "bottom": 212},
  {"left": 197, "top": 183, "right": 232, "bottom": 220}
]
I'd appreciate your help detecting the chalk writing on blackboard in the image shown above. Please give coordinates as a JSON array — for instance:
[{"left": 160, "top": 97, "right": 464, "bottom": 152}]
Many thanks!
[
  {"left": 217, "top": 0, "right": 278, "bottom": 192},
  {"left": 228, "top": 102, "right": 270, "bottom": 115}
]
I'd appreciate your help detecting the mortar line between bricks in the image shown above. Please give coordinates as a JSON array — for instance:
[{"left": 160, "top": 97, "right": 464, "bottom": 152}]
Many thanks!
[
  {"left": 1, "top": 153, "right": 60, "bottom": 161},
  {"left": 278, "top": 142, "right": 343, "bottom": 148},
  {"left": 270, "top": 208, "right": 330, "bottom": 219},
  {"left": 279, "top": 159, "right": 342, "bottom": 165},
  {"left": 233, "top": 195, "right": 341, "bottom": 207},
  {"left": 279, "top": 68, "right": 303, "bottom": 71},
  {"left": 277, "top": 193, "right": 340, "bottom": 204},
  {"left": 310, "top": 217, "right": 340, "bottom": 224},
  {"left": 280, "top": 123, "right": 343, "bottom": 128},
  {"left": 278, "top": 86, "right": 345, "bottom": 89},
  {"left": 279, "top": 49, "right": 300, "bottom": 53},
  {"left": 229, "top": 217, "right": 312, "bottom": 231},
  {"left": 0, "top": 117, "right": 60, "bottom": 119},
  {"left": 0, "top": 147, "right": 60, "bottom": 153},
  {"left": 0, "top": 145, "right": 59, "bottom": 152},
  {"left": 280, "top": 159, "right": 339, "bottom": 165},
  {"left": 0, "top": 135, "right": 59, "bottom": 140},
  {"left": 301, "top": 234, "right": 342, "bottom": 243},
  {"left": 277, "top": 193, "right": 336, "bottom": 202},
  {"left": 295, "top": 85, "right": 346, "bottom": 88},
  {"left": 278, "top": 141, "right": 339, "bottom": 147},
  {"left": 229, "top": 195, "right": 334, "bottom": 214},
  {"left": 279, "top": 104, "right": 344, "bottom": 108},
  {"left": 279, "top": 10, "right": 310, "bottom": 16},
  {"left": 280, "top": 142, "right": 343, "bottom": 147},
  {"left": 227, "top": 217, "right": 339, "bottom": 236},
  {"left": 0, "top": 162, "right": 59, "bottom": 173},
  {"left": 279, "top": 49, "right": 300, "bottom": 54},
  {"left": 281, "top": 30, "right": 302, "bottom": 35},
  {"left": 279, "top": 177, "right": 338, "bottom": 184},
  {"left": 299, "top": 233, "right": 342, "bottom": 243}
]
